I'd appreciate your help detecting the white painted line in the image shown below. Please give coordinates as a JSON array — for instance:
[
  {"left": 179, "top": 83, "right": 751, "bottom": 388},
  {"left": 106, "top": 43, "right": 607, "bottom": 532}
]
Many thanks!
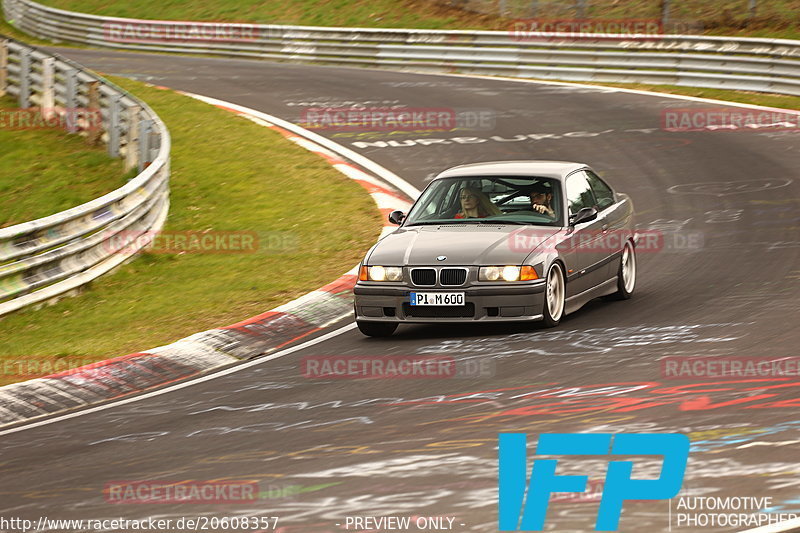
[
  {"left": 737, "top": 440, "right": 800, "bottom": 449},
  {"left": 0, "top": 322, "right": 358, "bottom": 437},
  {"left": 332, "top": 164, "right": 399, "bottom": 190},
  {"left": 371, "top": 191, "right": 413, "bottom": 211},
  {"left": 180, "top": 91, "right": 421, "bottom": 200}
]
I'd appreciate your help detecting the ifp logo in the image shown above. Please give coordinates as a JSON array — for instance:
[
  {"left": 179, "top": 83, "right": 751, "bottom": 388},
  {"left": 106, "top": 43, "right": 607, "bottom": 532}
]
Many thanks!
[{"left": 498, "top": 433, "right": 689, "bottom": 531}]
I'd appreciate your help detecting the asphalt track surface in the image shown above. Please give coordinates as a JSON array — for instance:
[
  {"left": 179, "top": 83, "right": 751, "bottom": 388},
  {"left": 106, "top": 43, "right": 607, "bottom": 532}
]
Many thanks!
[{"left": 2, "top": 49, "right": 800, "bottom": 532}]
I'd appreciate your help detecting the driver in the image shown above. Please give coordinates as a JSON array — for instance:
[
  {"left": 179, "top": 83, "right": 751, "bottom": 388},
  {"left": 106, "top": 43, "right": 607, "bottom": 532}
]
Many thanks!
[
  {"left": 529, "top": 182, "right": 556, "bottom": 218},
  {"left": 454, "top": 187, "right": 501, "bottom": 219}
]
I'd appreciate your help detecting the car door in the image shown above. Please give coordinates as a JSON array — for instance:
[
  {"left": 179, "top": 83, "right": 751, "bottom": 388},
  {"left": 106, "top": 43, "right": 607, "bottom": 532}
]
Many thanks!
[
  {"left": 562, "top": 171, "right": 608, "bottom": 296},
  {"left": 585, "top": 169, "right": 625, "bottom": 282}
]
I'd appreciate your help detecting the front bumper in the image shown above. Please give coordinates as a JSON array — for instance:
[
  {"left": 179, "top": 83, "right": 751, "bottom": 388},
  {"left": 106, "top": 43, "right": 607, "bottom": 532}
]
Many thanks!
[{"left": 354, "top": 281, "right": 546, "bottom": 323}]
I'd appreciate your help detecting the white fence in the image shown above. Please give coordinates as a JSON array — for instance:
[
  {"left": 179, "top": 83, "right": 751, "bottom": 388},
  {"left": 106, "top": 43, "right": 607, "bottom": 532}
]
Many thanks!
[
  {"left": 0, "top": 36, "right": 170, "bottom": 316},
  {"left": 3, "top": 0, "right": 799, "bottom": 95}
]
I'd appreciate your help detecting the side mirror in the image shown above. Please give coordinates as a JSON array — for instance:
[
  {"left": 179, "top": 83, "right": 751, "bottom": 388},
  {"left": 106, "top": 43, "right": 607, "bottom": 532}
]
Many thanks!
[
  {"left": 388, "top": 210, "right": 406, "bottom": 225},
  {"left": 569, "top": 207, "right": 598, "bottom": 225}
]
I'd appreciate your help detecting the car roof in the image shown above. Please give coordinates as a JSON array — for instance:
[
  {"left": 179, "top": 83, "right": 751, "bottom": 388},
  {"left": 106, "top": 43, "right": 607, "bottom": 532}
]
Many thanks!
[{"left": 434, "top": 160, "right": 588, "bottom": 181}]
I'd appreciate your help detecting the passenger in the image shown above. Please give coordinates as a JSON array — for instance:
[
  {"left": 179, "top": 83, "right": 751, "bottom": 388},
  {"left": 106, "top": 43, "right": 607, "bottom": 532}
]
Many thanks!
[
  {"left": 529, "top": 182, "right": 556, "bottom": 218},
  {"left": 454, "top": 187, "right": 501, "bottom": 219}
]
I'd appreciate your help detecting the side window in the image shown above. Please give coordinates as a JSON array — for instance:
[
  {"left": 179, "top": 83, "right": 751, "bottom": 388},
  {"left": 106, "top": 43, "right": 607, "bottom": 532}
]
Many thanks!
[
  {"left": 585, "top": 170, "right": 615, "bottom": 210},
  {"left": 565, "top": 173, "right": 596, "bottom": 216}
]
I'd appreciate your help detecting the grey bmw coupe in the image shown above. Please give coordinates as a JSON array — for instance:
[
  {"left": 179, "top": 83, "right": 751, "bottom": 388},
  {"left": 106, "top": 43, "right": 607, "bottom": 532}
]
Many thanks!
[{"left": 353, "top": 161, "right": 637, "bottom": 337}]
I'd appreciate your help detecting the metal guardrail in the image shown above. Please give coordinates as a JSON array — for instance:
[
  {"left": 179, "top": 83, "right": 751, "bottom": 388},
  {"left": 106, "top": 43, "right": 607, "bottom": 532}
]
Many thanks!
[
  {"left": 2, "top": 0, "right": 800, "bottom": 95},
  {"left": 0, "top": 35, "right": 170, "bottom": 317},
  {"left": 0, "top": 1, "right": 796, "bottom": 315}
]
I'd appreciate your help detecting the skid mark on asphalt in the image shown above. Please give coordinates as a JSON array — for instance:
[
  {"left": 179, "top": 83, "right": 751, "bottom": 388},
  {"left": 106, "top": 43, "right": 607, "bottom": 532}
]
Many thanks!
[{"left": 416, "top": 323, "right": 745, "bottom": 357}]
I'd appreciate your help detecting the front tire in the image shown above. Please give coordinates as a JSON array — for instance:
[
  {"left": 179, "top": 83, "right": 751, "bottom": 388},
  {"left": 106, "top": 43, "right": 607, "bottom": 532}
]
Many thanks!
[
  {"left": 542, "top": 262, "right": 565, "bottom": 327},
  {"left": 356, "top": 321, "right": 398, "bottom": 337},
  {"left": 610, "top": 240, "right": 636, "bottom": 300}
]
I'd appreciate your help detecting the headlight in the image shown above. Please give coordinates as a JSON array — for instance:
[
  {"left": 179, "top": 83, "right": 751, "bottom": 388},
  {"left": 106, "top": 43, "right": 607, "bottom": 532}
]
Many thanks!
[
  {"left": 359, "top": 265, "right": 403, "bottom": 282},
  {"left": 479, "top": 265, "right": 538, "bottom": 281}
]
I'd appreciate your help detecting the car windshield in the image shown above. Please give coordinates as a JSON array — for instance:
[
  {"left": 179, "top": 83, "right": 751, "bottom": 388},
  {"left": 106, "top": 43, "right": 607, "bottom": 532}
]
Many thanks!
[{"left": 404, "top": 176, "right": 563, "bottom": 227}]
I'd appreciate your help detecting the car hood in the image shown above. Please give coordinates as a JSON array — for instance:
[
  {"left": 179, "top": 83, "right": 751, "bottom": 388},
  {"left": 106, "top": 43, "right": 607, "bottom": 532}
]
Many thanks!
[{"left": 367, "top": 225, "right": 562, "bottom": 266}]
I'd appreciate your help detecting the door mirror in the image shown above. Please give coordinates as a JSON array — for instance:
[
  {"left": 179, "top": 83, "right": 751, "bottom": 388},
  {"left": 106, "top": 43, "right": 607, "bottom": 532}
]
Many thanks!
[
  {"left": 388, "top": 210, "right": 406, "bottom": 225},
  {"left": 569, "top": 207, "right": 598, "bottom": 225}
]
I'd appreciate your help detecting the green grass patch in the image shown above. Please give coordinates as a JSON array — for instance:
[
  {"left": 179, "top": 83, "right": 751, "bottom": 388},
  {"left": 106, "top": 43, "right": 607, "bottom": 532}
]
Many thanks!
[
  {"left": 1, "top": 18, "right": 62, "bottom": 46},
  {"left": 27, "top": 0, "right": 493, "bottom": 30},
  {"left": 0, "top": 76, "right": 381, "bottom": 386},
  {"left": 29, "top": 0, "right": 800, "bottom": 38},
  {"left": 0, "top": 94, "right": 128, "bottom": 227}
]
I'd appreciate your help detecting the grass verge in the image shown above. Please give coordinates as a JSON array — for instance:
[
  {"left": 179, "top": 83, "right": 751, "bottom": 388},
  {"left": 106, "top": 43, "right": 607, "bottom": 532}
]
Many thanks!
[
  {"left": 0, "top": 94, "right": 131, "bottom": 227},
  {"left": 30, "top": 0, "right": 800, "bottom": 39},
  {"left": 0, "top": 76, "right": 381, "bottom": 386},
  {"left": 1, "top": 17, "right": 71, "bottom": 46}
]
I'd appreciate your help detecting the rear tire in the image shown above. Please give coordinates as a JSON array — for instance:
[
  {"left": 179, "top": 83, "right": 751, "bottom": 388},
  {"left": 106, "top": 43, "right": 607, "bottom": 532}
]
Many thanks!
[
  {"left": 610, "top": 240, "right": 636, "bottom": 300},
  {"left": 542, "top": 262, "right": 565, "bottom": 328},
  {"left": 356, "top": 321, "right": 398, "bottom": 337}
]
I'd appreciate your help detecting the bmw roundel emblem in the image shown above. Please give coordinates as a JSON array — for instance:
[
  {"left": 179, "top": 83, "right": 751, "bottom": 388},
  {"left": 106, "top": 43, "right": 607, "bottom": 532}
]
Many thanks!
[{"left": 436, "top": 255, "right": 446, "bottom": 261}]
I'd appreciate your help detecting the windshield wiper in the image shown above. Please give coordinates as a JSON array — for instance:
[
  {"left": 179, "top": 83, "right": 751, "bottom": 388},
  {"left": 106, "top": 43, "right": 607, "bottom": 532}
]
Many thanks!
[
  {"left": 407, "top": 220, "right": 535, "bottom": 226},
  {"left": 467, "top": 219, "right": 530, "bottom": 225}
]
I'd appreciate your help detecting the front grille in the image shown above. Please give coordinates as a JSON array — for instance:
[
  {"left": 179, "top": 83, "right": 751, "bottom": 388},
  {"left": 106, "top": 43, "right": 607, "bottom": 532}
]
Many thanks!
[
  {"left": 403, "top": 303, "right": 475, "bottom": 318},
  {"left": 411, "top": 268, "right": 436, "bottom": 286},
  {"left": 440, "top": 268, "right": 467, "bottom": 286}
]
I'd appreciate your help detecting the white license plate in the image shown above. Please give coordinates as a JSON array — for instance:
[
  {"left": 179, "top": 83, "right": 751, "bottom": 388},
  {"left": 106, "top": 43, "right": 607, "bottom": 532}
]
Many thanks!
[{"left": 409, "top": 292, "right": 465, "bottom": 306}]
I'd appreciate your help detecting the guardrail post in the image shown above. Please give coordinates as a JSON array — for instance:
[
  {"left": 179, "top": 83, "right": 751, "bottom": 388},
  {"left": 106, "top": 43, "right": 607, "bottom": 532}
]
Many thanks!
[
  {"left": 86, "top": 80, "right": 101, "bottom": 145},
  {"left": 41, "top": 57, "right": 55, "bottom": 119},
  {"left": 661, "top": 0, "right": 671, "bottom": 28},
  {"left": 18, "top": 48, "right": 30, "bottom": 108},
  {"left": 64, "top": 68, "right": 78, "bottom": 132},
  {"left": 13, "top": 0, "right": 26, "bottom": 28},
  {"left": 748, "top": 0, "right": 757, "bottom": 20},
  {"left": 139, "top": 118, "right": 152, "bottom": 172},
  {"left": 575, "top": 0, "right": 586, "bottom": 19},
  {"left": 3, "top": 0, "right": 18, "bottom": 25},
  {"left": 124, "top": 105, "right": 140, "bottom": 172},
  {"left": 107, "top": 94, "right": 121, "bottom": 157},
  {"left": 0, "top": 40, "right": 8, "bottom": 97}
]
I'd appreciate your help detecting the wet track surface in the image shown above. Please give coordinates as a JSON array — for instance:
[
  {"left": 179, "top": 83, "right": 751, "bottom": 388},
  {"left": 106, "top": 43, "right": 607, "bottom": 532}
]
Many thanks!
[{"left": 2, "top": 49, "right": 800, "bottom": 531}]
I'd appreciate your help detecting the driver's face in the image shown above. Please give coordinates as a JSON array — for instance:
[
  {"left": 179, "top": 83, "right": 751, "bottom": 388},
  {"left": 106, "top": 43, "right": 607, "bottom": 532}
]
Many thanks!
[
  {"left": 531, "top": 192, "right": 550, "bottom": 205},
  {"left": 460, "top": 191, "right": 478, "bottom": 209}
]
